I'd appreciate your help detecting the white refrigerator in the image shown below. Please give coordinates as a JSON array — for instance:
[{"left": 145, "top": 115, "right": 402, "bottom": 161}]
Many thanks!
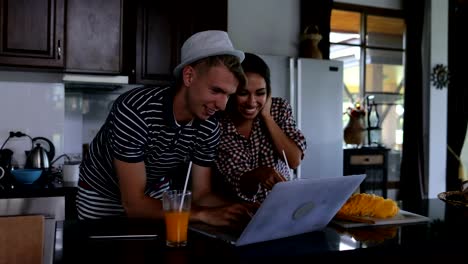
[{"left": 259, "top": 55, "right": 344, "bottom": 179}]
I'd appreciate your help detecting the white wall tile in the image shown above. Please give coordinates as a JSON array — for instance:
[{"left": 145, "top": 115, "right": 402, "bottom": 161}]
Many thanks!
[
  {"left": 64, "top": 92, "right": 83, "bottom": 155},
  {"left": 0, "top": 82, "right": 64, "bottom": 167},
  {"left": 63, "top": 85, "right": 140, "bottom": 156}
]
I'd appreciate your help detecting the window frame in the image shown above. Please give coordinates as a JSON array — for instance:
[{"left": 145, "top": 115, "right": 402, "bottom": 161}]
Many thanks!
[
  {"left": 331, "top": 3, "right": 406, "bottom": 149},
  {"left": 331, "top": 3, "right": 405, "bottom": 103}
]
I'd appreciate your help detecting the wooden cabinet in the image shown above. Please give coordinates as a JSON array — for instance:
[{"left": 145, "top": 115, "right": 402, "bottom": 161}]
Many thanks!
[
  {"left": 133, "top": 0, "right": 227, "bottom": 85},
  {"left": 0, "top": 0, "right": 64, "bottom": 68},
  {"left": 0, "top": 0, "right": 226, "bottom": 78},
  {"left": 65, "top": 0, "right": 123, "bottom": 74}
]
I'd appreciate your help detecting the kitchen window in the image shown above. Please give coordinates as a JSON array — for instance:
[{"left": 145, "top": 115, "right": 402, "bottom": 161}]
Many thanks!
[
  {"left": 330, "top": 7, "right": 406, "bottom": 151},
  {"left": 330, "top": 5, "right": 406, "bottom": 199}
]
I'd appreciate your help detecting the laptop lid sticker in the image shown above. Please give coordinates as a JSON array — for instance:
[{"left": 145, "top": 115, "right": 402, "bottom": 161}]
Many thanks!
[{"left": 292, "top": 201, "right": 316, "bottom": 220}]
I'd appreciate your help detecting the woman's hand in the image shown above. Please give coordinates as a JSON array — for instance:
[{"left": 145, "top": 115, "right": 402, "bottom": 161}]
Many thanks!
[
  {"left": 260, "top": 96, "right": 272, "bottom": 119},
  {"left": 239, "top": 166, "right": 286, "bottom": 194}
]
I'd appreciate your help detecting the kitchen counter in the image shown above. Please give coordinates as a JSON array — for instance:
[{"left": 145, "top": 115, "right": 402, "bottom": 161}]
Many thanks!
[
  {"left": 56, "top": 199, "right": 468, "bottom": 263},
  {"left": 0, "top": 167, "right": 78, "bottom": 197},
  {"left": 0, "top": 180, "right": 77, "bottom": 198},
  {"left": 0, "top": 178, "right": 78, "bottom": 220}
]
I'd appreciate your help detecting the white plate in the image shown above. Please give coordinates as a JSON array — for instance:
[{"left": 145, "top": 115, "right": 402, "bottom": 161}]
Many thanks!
[{"left": 331, "top": 210, "right": 430, "bottom": 228}]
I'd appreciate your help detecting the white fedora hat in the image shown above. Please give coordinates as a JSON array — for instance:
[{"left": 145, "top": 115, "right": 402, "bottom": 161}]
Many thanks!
[{"left": 173, "top": 30, "right": 245, "bottom": 77}]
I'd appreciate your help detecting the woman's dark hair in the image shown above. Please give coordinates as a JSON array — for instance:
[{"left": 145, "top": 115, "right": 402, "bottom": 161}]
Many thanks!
[
  {"left": 241, "top": 52, "right": 272, "bottom": 96},
  {"left": 224, "top": 52, "right": 272, "bottom": 115}
]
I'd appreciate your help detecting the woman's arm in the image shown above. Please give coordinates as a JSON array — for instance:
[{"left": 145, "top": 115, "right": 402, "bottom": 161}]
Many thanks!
[
  {"left": 261, "top": 97, "right": 304, "bottom": 169},
  {"left": 239, "top": 166, "right": 286, "bottom": 194}
]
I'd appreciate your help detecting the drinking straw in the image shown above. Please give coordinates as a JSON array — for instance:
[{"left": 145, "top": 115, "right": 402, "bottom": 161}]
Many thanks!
[
  {"left": 179, "top": 161, "right": 193, "bottom": 212},
  {"left": 282, "top": 150, "right": 293, "bottom": 180}
]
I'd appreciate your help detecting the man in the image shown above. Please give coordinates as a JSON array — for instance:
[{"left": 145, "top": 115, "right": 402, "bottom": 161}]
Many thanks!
[{"left": 77, "top": 30, "right": 250, "bottom": 226}]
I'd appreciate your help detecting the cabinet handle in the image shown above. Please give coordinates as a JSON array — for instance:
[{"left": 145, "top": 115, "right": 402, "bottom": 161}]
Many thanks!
[{"left": 57, "top": 40, "right": 62, "bottom": 60}]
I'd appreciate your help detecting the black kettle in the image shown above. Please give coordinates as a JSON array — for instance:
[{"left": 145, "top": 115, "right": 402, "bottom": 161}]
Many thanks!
[{"left": 25, "top": 137, "right": 56, "bottom": 169}]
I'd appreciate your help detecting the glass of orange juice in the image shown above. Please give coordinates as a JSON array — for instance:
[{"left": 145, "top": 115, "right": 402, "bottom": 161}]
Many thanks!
[{"left": 162, "top": 190, "right": 191, "bottom": 247}]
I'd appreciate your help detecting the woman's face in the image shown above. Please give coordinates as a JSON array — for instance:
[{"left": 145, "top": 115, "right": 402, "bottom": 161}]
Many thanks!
[{"left": 235, "top": 72, "right": 267, "bottom": 120}]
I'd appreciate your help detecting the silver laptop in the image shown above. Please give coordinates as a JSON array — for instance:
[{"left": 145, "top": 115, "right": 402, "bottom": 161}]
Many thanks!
[{"left": 190, "top": 174, "right": 366, "bottom": 246}]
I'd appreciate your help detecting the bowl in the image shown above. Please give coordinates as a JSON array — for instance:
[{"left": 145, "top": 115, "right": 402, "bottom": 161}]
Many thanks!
[
  {"left": 11, "top": 169, "right": 42, "bottom": 184},
  {"left": 438, "top": 191, "right": 468, "bottom": 208}
]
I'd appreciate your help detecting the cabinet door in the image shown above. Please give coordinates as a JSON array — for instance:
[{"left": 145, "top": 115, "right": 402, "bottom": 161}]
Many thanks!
[
  {"left": 66, "top": 0, "right": 123, "bottom": 74},
  {"left": 0, "top": 0, "right": 64, "bottom": 68},
  {"left": 182, "top": 0, "right": 227, "bottom": 36},
  {"left": 135, "top": 0, "right": 178, "bottom": 85},
  {"left": 134, "top": 0, "right": 227, "bottom": 85}
]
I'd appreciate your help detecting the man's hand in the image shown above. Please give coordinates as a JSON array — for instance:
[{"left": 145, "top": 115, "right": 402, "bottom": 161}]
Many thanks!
[{"left": 193, "top": 203, "right": 256, "bottom": 227}]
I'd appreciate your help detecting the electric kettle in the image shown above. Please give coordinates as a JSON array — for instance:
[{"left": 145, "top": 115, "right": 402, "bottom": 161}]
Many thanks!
[{"left": 24, "top": 137, "right": 56, "bottom": 169}]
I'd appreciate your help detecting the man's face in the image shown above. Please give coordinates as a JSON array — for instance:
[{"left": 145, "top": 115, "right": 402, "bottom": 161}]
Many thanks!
[{"left": 185, "top": 64, "right": 238, "bottom": 120}]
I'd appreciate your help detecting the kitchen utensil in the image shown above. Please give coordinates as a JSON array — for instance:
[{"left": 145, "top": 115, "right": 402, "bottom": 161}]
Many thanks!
[
  {"left": 0, "top": 148, "right": 13, "bottom": 176},
  {"left": 0, "top": 148, "right": 14, "bottom": 186},
  {"left": 24, "top": 137, "right": 55, "bottom": 169},
  {"left": 0, "top": 167, "right": 5, "bottom": 181},
  {"left": 62, "top": 161, "right": 80, "bottom": 183},
  {"left": 11, "top": 169, "right": 43, "bottom": 184}
]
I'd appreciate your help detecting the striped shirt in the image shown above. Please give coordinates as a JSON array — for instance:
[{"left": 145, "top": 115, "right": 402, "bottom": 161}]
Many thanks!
[
  {"left": 215, "top": 97, "right": 307, "bottom": 203},
  {"left": 77, "top": 86, "right": 220, "bottom": 219}
]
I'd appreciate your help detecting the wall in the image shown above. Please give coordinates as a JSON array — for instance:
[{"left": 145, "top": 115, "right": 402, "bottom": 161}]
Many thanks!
[
  {"left": 63, "top": 84, "right": 141, "bottom": 155},
  {"left": 428, "top": 0, "right": 448, "bottom": 198},
  {"left": 228, "top": 0, "right": 300, "bottom": 57},
  {"left": 0, "top": 75, "right": 65, "bottom": 167}
]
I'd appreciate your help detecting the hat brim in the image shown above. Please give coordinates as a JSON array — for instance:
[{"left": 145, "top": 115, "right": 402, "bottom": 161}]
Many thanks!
[{"left": 173, "top": 50, "right": 245, "bottom": 77}]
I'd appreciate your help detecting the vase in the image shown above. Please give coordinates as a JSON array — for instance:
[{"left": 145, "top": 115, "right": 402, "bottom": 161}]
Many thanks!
[
  {"left": 300, "top": 25, "right": 323, "bottom": 59},
  {"left": 300, "top": 34, "right": 323, "bottom": 59},
  {"left": 344, "top": 116, "right": 365, "bottom": 145}
]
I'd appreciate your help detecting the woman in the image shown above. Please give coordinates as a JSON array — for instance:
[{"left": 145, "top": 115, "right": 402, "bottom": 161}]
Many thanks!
[{"left": 215, "top": 53, "right": 307, "bottom": 203}]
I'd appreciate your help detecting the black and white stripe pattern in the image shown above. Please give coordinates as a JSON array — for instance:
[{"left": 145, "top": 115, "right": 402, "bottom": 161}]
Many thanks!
[
  {"left": 77, "top": 86, "right": 220, "bottom": 219},
  {"left": 76, "top": 186, "right": 125, "bottom": 219}
]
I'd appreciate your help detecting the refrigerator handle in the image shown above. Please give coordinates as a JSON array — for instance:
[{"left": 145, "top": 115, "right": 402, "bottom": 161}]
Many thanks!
[
  {"left": 295, "top": 59, "right": 302, "bottom": 131},
  {"left": 289, "top": 58, "right": 297, "bottom": 124},
  {"left": 289, "top": 58, "right": 302, "bottom": 180}
]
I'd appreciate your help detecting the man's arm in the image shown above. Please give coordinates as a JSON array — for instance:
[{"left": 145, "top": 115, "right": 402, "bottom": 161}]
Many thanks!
[
  {"left": 114, "top": 158, "right": 165, "bottom": 219},
  {"left": 190, "top": 163, "right": 230, "bottom": 207},
  {"left": 116, "top": 159, "right": 253, "bottom": 226},
  {"left": 190, "top": 163, "right": 254, "bottom": 226}
]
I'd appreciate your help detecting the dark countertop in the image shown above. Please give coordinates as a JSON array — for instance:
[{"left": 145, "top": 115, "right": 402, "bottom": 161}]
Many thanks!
[
  {"left": 0, "top": 175, "right": 79, "bottom": 220},
  {"left": 56, "top": 199, "right": 468, "bottom": 263},
  {"left": 0, "top": 175, "right": 77, "bottom": 199}
]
